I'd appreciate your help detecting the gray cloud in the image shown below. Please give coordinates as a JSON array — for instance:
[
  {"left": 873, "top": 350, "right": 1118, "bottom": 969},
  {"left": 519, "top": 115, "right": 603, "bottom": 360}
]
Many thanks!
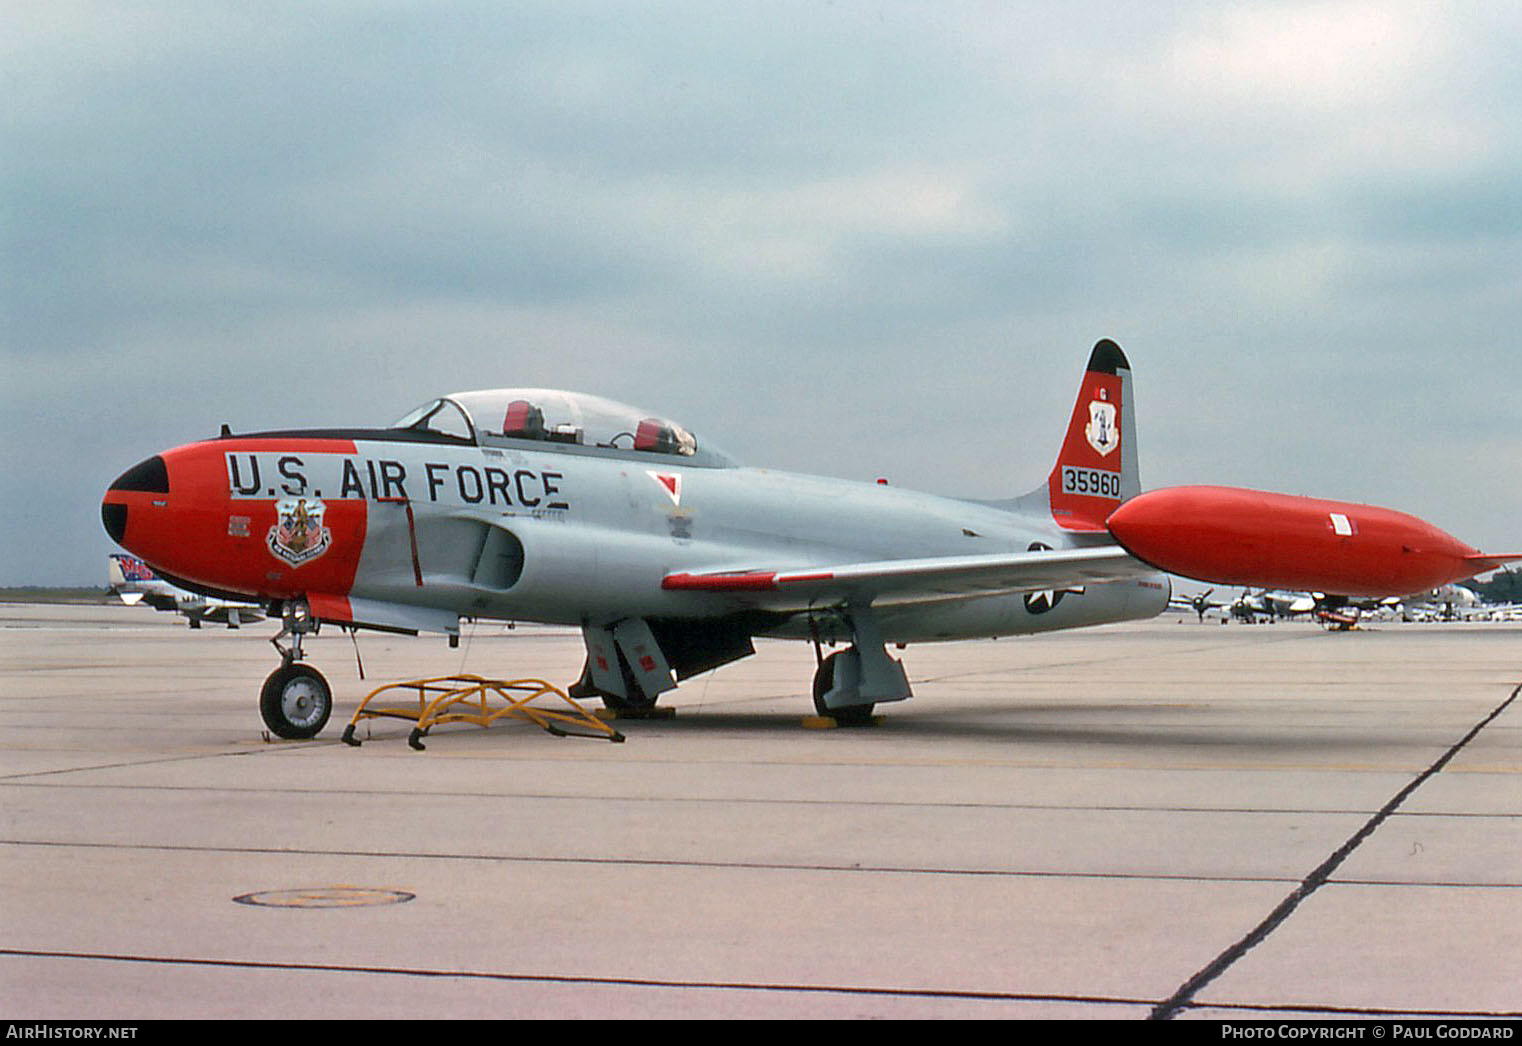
[{"left": 4, "top": 1, "right": 1519, "bottom": 583}]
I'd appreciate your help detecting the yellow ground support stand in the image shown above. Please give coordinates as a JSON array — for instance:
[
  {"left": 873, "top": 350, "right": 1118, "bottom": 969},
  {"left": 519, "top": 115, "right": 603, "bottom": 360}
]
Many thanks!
[{"left": 340, "top": 674, "right": 625, "bottom": 750}]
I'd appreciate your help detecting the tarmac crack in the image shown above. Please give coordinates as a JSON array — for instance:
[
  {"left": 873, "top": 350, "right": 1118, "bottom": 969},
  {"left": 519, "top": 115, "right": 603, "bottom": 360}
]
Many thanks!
[{"left": 1147, "top": 679, "right": 1522, "bottom": 1021}]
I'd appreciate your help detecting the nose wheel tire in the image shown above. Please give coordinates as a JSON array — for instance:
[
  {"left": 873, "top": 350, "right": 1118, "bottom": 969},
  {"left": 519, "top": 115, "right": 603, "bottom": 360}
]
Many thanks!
[{"left": 260, "top": 663, "right": 333, "bottom": 739}]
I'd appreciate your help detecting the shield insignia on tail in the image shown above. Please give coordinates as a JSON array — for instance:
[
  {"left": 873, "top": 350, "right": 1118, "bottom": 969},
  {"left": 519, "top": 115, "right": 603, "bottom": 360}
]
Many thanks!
[{"left": 1085, "top": 397, "right": 1119, "bottom": 456}]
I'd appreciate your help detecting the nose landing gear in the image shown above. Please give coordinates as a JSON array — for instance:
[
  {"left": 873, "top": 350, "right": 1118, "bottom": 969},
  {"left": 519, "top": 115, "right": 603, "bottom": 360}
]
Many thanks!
[{"left": 260, "top": 600, "right": 332, "bottom": 740}]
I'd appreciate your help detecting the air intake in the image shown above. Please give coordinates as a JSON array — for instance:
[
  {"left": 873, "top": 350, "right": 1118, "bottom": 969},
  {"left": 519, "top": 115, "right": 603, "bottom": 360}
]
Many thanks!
[{"left": 102, "top": 503, "right": 127, "bottom": 543}]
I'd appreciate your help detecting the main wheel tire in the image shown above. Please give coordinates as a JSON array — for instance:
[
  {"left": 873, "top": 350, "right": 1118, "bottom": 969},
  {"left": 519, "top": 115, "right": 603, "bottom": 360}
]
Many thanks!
[
  {"left": 601, "top": 689, "right": 656, "bottom": 712},
  {"left": 811, "top": 651, "right": 838, "bottom": 716},
  {"left": 812, "top": 651, "right": 874, "bottom": 724},
  {"left": 260, "top": 663, "right": 332, "bottom": 739}
]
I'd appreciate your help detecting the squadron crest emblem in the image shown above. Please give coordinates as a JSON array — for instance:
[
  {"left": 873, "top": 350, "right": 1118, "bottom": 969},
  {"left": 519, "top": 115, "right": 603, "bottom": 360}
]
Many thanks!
[
  {"left": 1084, "top": 393, "right": 1119, "bottom": 456},
  {"left": 267, "top": 498, "right": 332, "bottom": 567}
]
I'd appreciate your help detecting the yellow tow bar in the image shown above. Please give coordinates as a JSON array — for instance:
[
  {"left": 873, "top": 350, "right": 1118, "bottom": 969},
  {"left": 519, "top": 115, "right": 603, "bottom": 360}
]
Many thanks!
[{"left": 340, "top": 674, "right": 624, "bottom": 750}]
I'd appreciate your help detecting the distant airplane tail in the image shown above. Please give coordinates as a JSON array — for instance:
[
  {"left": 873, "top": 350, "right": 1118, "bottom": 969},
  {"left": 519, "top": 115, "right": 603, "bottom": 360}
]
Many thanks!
[
  {"left": 1011, "top": 339, "right": 1141, "bottom": 532},
  {"left": 108, "top": 553, "right": 158, "bottom": 587},
  {"left": 108, "top": 553, "right": 156, "bottom": 606}
]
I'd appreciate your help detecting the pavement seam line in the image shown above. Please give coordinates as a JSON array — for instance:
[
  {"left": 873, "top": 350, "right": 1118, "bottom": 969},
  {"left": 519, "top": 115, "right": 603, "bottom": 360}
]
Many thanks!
[
  {"left": 1148, "top": 679, "right": 1522, "bottom": 1021},
  {"left": 0, "top": 947, "right": 1152, "bottom": 1009}
]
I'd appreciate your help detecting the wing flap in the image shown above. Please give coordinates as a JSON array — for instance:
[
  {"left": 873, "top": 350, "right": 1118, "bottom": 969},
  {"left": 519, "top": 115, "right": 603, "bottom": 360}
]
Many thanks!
[{"left": 663, "top": 545, "right": 1153, "bottom": 610}]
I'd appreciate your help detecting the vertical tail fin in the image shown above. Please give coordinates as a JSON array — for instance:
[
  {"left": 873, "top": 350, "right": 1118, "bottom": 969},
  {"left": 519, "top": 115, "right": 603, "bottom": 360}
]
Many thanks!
[
  {"left": 1040, "top": 339, "right": 1140, "bottom": 532},
  {"left": 108, "top": 553, "right": 157, "bottom": 585}
]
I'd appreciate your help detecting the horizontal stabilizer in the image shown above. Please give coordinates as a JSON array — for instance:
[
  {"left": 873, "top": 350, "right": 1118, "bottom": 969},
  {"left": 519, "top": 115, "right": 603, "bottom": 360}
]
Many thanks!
[{"left": 1464, "top": 553, "right": 1522, "bottom": 575}]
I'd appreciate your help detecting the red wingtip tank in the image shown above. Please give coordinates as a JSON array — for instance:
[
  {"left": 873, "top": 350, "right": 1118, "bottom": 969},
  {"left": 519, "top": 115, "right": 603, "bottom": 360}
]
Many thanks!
[{"left": 1106, "top": 485, "right": 1522, "bottom": 597}]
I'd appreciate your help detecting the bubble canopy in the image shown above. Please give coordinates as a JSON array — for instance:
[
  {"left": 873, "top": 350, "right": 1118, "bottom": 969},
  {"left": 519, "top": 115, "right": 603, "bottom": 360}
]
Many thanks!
[{"left": 389, "top": 389, "right": 738, "bottom": 468}]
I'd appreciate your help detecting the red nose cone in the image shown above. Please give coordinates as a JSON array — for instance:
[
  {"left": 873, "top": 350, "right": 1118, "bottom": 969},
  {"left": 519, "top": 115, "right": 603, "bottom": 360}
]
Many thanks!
[
  {"left": 101, "top": 444, "right": 235, "bottom": 590},
  {"left": 1107, "top": 486, "right": 1499, "bottom": 597},
  {"left": 101, "top": 437, "right": 368, "bottom": 600}
]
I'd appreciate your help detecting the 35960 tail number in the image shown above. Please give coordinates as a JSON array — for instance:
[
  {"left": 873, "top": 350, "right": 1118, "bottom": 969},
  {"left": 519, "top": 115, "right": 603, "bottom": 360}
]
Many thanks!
[{"left": 1061, "top": 466, "right": 1122, "bottom": 499}]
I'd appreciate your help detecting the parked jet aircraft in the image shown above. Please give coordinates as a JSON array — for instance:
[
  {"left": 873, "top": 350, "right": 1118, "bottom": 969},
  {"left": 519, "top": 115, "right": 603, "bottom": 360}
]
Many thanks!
[
  {"left": 1225, "top": 588, "right": 1407, "bottom": 629},
  {"left": 1238, "top": 589, "right": 1317, "bottom": 622},
  {"left": 1397, "top": 583, "right": 1522, "bottom": 622},
  {"left": 100, "top": 340, "right": 1520, "bottom": 739},
  {"left": 1402, "top": 583, "right": 1480, "bottom": 621},
  {"left": 108, "top": 553, "right": 265, "bottom": 629}
]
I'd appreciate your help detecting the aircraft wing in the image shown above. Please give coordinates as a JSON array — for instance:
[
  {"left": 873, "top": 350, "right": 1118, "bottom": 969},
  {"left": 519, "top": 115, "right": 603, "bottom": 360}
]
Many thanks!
[
  {"left": 662, "top": 545, "right": 1155, "bottom": 611},
  {"left": 199, "top": 602, "right": 268, "bottom": 626},
  {"left": 139, "top": 592, "right": 180, "bottom": 613}
]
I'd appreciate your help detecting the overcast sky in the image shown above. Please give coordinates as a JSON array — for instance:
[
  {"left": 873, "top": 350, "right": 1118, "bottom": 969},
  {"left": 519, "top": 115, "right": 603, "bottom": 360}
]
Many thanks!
[{"left": 3, "top": 1, "right": 1519, "bottom": 585}]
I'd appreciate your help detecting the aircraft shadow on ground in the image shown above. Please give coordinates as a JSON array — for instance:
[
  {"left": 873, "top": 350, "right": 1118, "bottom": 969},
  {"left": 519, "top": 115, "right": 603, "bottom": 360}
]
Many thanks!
[{"left": 334, "top": 696, "right": 1400, "bottom": 756}]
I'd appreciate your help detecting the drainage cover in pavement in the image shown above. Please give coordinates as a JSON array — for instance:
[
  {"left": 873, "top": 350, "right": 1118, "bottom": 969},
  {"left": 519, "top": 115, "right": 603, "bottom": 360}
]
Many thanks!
[{"left": 233, "top": 886, "right": 415, "bottom": 908}]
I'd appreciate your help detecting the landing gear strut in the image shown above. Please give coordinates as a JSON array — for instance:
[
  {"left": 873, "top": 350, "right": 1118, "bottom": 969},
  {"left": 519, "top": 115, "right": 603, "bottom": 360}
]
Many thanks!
[{"left": 260, "top": 599, "right": 332, "bottom": 739}]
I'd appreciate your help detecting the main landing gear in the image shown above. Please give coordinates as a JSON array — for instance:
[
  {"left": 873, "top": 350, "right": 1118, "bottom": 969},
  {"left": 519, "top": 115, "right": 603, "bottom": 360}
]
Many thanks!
[
  {"left": 260, "top": 600, "right": 332, "bottom": 740},
  {"left": 808, "top": 608, "right": 911, "bottom": 726},
  {"left": 569, "top": 656, "right": 662, "bottom": 716},
  {"left": 811, "top": 650, "right": 874, "bottom": 726},
  {"left": 574, "top": 620, "right": 677, "bottom": 719}
]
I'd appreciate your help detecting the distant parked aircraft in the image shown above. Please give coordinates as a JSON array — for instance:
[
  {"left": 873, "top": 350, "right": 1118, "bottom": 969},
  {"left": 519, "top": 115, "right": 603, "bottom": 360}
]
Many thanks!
[
  {"left": 1169, "top": 588, "right": 1229, "bottom": 623},
  {"left": 108, "top": 553, "right": 265, "bottom": 629}
]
